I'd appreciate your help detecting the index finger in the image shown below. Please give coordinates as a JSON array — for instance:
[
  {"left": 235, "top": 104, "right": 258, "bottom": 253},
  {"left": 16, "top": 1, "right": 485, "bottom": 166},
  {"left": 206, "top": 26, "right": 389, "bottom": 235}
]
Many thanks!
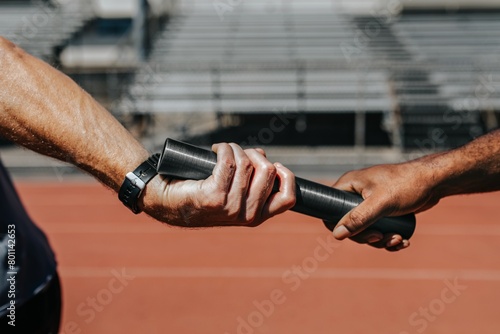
[
  {"left": 332, "top": 194, "right": 392, "bottom": 240},
  {"left": 332, "top": 170, "right": 359, "bottom": 192}
]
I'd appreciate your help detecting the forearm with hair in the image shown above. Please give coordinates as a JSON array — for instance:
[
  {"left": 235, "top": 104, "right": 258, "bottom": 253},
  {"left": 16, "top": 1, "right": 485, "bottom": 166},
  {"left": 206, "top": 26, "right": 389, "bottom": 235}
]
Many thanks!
[
  {"left": 0, "top": 37, "right": 149, "bottom": 191},
  {"left": 419, "top": 129, "right": 500, "bottom": 198}
]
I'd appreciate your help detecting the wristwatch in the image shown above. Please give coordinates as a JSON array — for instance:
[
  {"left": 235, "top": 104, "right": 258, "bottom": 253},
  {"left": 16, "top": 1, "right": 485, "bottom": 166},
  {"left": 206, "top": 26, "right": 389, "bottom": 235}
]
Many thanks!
[{"left": 118, "top": 153, "right": 160, "bottom": 214}]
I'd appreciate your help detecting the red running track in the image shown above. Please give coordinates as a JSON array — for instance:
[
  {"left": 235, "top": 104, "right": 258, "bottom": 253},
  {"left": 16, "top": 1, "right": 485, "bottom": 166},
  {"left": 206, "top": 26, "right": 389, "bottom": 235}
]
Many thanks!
[{"left": 14, "top": 180, "right": 500, "bottom": 334}]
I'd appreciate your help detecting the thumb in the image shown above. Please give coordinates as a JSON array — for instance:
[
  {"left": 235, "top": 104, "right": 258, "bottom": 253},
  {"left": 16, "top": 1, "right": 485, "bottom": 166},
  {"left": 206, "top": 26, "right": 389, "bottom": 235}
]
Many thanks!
[{"left": 332, "top": 195, "right": 389, "bottom": 240}]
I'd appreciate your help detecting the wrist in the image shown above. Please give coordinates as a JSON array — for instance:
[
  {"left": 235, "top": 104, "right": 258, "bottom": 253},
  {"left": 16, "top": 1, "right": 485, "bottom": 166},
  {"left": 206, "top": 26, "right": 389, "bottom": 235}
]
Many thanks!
[
  {"left": 414, "top": 150, "right": 463, "bottom": 199},
  {"left": 118, "top": 153, "right": 161, "bottom": 214},
  {"left": 111, "top": 149, "right": 150, "bottom": 191},
  {"left": 76, "top": 148, "right": 150, "bottom": 193},
  {"left": 137, "top": 174, "right": 167, "bottom": 214}
]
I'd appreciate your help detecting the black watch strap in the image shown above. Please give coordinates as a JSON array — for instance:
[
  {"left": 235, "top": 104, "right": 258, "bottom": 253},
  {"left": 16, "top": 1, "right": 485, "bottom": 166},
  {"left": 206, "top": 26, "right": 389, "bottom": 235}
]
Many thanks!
[{"left": 118, "top": 153, "right": 160, "bottom": 214}]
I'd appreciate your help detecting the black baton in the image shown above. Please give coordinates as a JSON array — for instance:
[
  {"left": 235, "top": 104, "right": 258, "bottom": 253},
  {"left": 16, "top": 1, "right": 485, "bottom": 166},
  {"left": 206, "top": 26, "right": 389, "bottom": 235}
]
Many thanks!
[{"left": 157, "top": 138, "right": 416, "bottom": 239}]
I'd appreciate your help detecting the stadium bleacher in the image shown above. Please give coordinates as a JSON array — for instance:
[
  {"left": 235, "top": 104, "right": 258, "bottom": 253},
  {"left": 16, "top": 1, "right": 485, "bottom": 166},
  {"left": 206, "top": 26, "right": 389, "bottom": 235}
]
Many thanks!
[
  {"left": 392, "top": 12, "right": 500, "bottom": 148},
  {"left": 0, "top": 0, "right": 93, "bottom": 61},
  {"left": 121, "top": 0, "right": 500, "bottom": 150},
  {"left": 1, "top": 0, "right": 499, "bottom": 152}
]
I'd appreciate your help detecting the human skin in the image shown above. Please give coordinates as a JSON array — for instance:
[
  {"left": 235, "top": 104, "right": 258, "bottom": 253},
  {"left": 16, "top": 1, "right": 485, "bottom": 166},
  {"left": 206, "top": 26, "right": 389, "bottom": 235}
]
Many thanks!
[
  {"left": 0, "top": 36, "right": 296, "bottom": 227},
  {"left": 330, "top": 129, "right": 500, "bottom": 251}
]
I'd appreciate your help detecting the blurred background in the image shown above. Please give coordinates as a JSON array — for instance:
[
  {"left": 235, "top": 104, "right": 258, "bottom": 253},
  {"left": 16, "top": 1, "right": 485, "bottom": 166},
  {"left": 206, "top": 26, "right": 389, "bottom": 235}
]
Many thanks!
[
  {"left": 1, "top": 1, "right": 500, "bottom": 333},
  {"left": 2, "top": 0, "right": 500, "bottom": 177}
]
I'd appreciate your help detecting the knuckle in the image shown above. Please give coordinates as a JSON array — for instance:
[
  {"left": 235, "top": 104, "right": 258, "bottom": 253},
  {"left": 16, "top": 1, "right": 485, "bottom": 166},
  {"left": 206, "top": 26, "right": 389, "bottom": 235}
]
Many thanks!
[
  {"left": 338, "top": 171, "right": 350, "bottom": 180},
  {"left": 243, "top": 213, "right": 256, "bottom": 226},
  {"left": 283, "top": 195, "right": 297, "bottom": 209},
  {"left": 239, "top": 157, "right": 253, "bottom": 173},
  {"left": 208, "top": 192, "right": 227, "bottom": 210},
  {"left": 220, "top": 157, "right": 236, "bottom": 172},
  {"left": 348, "top": 210, "right": 368, "bottom": 231},
  {"left": 226, "top": 208, "right": 240, "bottom": 221},
  {"left": 261, "top": 161, "right": 277, "bottom": 176},
  {"left": 338, "top": 170, "right": 356, "bottom": 181}
]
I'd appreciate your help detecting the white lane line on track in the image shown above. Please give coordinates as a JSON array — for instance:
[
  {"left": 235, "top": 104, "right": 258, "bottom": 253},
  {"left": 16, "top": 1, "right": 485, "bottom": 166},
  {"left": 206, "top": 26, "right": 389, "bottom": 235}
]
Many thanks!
[{"left": 59, "top": 267, "right": 500, "bottom": 281}]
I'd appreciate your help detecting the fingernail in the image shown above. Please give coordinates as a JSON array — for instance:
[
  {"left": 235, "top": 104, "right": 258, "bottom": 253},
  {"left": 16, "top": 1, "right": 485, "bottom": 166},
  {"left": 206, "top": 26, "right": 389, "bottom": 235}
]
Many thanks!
[
  {"left": 386, "top": 237, "right": 401, "bottom": 248},
  {"left": 367, "top": 235, "right": 382, "bottom": 243},
  {"left": 275, "top": 163, "right": 283, "bottom": 168},
  {"left": 395, "top": 240, "right": 410, "bottom": 251},
  {"left": 333, "top": 225, "right": 351, "bottom": 240}
]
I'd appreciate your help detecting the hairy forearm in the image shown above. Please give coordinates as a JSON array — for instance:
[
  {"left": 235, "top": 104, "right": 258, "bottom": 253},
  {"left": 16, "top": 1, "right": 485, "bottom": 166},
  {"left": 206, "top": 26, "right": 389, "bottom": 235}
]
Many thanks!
[
  {"left": 418, "top": 129, "right": 500, "bottom": 198},
  {"left": 0, "top": 37, "right": 148, "bottom": 191}
]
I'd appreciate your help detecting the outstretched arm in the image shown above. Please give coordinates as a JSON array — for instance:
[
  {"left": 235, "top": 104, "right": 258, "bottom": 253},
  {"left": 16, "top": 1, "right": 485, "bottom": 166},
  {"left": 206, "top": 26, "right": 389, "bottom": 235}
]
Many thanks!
[
  {"left": 330, "top": 129, "right": 500, "bottom": 251},
  {"left": 0, "top": 37, "right": 296, "bottom": 227}
]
